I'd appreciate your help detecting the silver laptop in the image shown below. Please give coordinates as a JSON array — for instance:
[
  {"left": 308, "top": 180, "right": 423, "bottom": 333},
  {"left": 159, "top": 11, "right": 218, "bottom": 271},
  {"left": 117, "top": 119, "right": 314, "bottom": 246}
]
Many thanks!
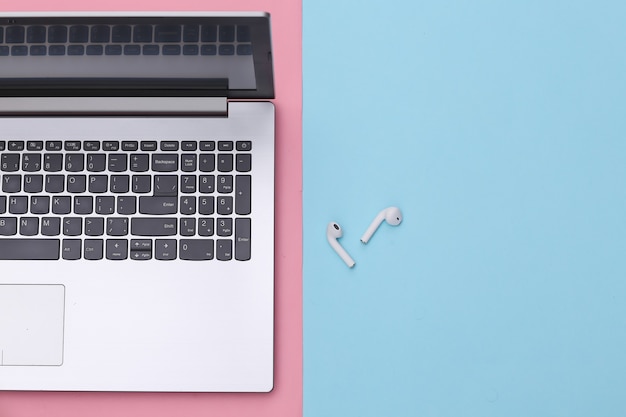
[{"left": 0, "top": 12, "right": 274, "bottom": 392}]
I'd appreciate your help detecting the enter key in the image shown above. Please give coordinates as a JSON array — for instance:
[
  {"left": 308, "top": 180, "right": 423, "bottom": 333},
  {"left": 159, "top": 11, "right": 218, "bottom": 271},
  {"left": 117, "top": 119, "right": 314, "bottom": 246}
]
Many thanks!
[{"left": 235, "top": 218, "right": 251, "bottom": 261}]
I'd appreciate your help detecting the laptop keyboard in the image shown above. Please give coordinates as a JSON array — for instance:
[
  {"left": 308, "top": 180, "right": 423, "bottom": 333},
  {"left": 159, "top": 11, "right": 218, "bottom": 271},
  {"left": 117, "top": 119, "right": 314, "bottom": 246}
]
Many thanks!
[
  {"left": 0, "top": 24, "right": 252, "bottom": 56},
  {"left": 0, "top": 140, "right": 252, "bottom": 261}
]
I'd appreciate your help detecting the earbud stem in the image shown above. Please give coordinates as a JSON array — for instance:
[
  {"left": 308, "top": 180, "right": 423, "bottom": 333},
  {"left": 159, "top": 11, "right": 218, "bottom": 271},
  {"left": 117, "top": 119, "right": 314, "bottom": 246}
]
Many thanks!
[
  {"left": 327, "top": 235, "right": 356, "bottom": 268},
  {"left": 360, "top": 212, "right": 385, "bottom": 244}
]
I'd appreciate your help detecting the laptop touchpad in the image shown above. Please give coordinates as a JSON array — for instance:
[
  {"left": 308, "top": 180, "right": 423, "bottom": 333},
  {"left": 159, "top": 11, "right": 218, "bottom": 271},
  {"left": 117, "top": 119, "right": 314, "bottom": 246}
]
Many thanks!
[{"left": 0, "top": 284, "right": 65, "bottom": 366}]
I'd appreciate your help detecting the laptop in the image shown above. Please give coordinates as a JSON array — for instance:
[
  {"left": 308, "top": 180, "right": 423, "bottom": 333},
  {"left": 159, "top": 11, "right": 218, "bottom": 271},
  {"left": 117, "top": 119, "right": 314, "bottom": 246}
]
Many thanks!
[{"left": 0, "top": 12, "right": 274, "bottom": 392}]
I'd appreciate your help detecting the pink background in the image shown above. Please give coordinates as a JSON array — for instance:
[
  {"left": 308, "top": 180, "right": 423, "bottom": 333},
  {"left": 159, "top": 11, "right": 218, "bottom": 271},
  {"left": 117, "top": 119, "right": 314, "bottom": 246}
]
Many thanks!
[{"left": 0, "top": 1, "right": 302, "bottom": 417}]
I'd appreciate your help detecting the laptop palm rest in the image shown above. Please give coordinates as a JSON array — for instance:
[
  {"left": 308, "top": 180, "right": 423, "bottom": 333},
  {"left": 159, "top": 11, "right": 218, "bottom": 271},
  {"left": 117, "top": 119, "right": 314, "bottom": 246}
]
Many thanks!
[{"left": 0, "top": 284, "right": 64, "bottom": 366}]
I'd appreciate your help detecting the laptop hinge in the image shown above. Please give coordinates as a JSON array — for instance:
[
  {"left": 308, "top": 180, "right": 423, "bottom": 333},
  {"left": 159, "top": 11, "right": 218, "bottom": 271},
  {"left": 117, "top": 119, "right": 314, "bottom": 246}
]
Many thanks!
[{"left": 0, "top": 97, "right": 228, "bottom": 116}]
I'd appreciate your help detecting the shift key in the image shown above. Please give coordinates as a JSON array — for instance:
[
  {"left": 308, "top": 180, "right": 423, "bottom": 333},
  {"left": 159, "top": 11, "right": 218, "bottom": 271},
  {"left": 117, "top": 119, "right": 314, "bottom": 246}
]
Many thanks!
[{"left": 131, "top": 218, "right": 177, "bottom": 236}]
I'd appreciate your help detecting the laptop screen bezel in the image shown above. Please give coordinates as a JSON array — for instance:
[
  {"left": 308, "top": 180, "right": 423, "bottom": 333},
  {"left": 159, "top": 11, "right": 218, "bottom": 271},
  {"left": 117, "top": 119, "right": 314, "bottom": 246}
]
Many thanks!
[{"left": 0, "top": 13, "right": 275, "bottom": 99}]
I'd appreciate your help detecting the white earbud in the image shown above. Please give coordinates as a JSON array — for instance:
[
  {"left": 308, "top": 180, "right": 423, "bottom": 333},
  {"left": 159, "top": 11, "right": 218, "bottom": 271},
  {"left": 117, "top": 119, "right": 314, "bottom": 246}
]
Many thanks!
[
  {"left": 360, "top": 206, "right": 403, "bottom": 244},
  {"left": 326, "top": 222, "right": 356, "bottom": 268}
]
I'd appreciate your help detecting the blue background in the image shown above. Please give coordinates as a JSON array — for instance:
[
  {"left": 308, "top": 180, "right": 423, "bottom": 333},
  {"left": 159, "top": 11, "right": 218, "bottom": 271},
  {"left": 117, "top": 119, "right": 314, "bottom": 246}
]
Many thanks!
[{"left": 303, "top": 1, "right": 626, "bottom": 416}]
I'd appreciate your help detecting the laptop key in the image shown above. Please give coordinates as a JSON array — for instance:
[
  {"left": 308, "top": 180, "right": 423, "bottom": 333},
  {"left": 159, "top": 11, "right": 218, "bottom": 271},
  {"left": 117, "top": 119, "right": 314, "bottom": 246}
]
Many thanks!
[
  {"left": 91, "top": 25, "right": 110, "bottom": 43},
  {"left": 0, "top": 217, "right": 17, "bottom": 235},
  {"left": 183, "top": 45, "right": 198, "bottom": 55},
  {"left": 143, "top": 45, "right": 159, "bottom": 55},
  {"left": 84, "top": 141, "right": 101, "bottom": 151},
  {"left": 69, "top": 25, "right": 89, "bottom": 43},
  {"left": 217, "top": 154, "right": 233, "bottom": 172},
  {"left": 87, "top": 154, "right": 106, "bottom": 172},
  {"left": 68, "top": 45, "right": 84, "bottom": 55},
  {"left": 6, "top": 26, "right": 25, "bottom": 43},
  {"left": 106, "top": 239, "right": 128, "bottom": 260},
  {"left": 235, "top": 175, "right": 251, "bottom": 215},
  {"left": 18, "top": 217, "right": 39, "bottom": 235},
  {"left": 180, "top": 218, "right": 196, "bottom": 236},
  {"left": 84, "top": 239, "right": 103, "bottom": 260},
  {"left": 11, "top": 46, "right": 28, "bottom": 56},
  {"left": 216, "top": 218, "right": 232, "bottom": 236},
  {"left": 49, "top": 45, "right": 66, "bottom": 56},
  {"left": 235, "top": 218, "right": 251, "bottom": 261},
  {"left": 30, "top": 196, "right": 49, "bottom": 214},
  {"left": 48, "top": 26, "right": 68, "bottom": 43},
  {"left": 85, "top": 217, "right": 104, "bottom": 236},
  {"left": 108, "top": 154, "right": 128, "bottom": 172},
  {"left": 155, "top": 239, "right": 177, "bottom": 260},
  {"left": 46, "top": 141, "right": 62, "bottom": 151},
  {"left": 27, "top": 26, "right": 46, "bottom": 43},
  {"left": 112, "top": 25, "right": 132, "bottom": 43},
  {"left": 30, "top": 45, "right": 47, "bottom": 56},
  {"left": 236, "top": 154, "right": 252, "bottom": 172},
  {"left": 63, "top": 217, "right": 82, "bottom": 236},
  {"left": 132, "top": 175, "right": 151, "bottom": 193},
  {"left": 41, "top": 217, "right": 61, "bottom": 236},
  {"left": 8, "top": 141, "right": 24, "bottom": 151},
  {"left": 51, "top": 196, "right": 71, "bottom": 215},
  {"left": 117, "top": 196, "right": 136, "bottom": 214},
  {"left": 67, "top": 175, "right": 87, "bottom": 193},
  {"left": 198, "top": 217, "right": 214, "bottom": 236},
  {"left": 89, "top": 175, "right": 108, "bottom": 193},
  {"left": 105, "top": 45, "right": 122, "bottom": 55},
  {"left": 2, "top": 175, "right": 21, "bottom": 193},
  {"left": 131, "top": 218, "right": 177, "bottom": 236},
  {"left": 124, "top": 45, "right": 141, "bottom": 55},
  {"left": 106, "top": 217, "right": 129, "bottom": 236},
  {"left": 199, "top": 154, "right": 215, "bottom": 172},
  {"left": 201, "top": 25, "right": 217, "bottom": 42},
  {"left": 180, "top": 239, "right": 214, "bottom": 260},
  {"left": 65, "top": 153, "right": 84, "bottom": 171},
  {"left": 180, "top": 196, "right": 196, "bottom": 215},
  {"left": 9, "top": 196, "right": 28, "bottom": 214},
  {"left": 0, "top": 238, "right": 59, "bottom": 260},
  {"left": 96, "top": 196, "right": 115, "bottom": 215},
  {"left": 153, "top": 175, "right": 178, "bottom": 196},
  {"left": 181, "top": 175, "right": 196, "bottom": 193},
  {"left": 2, "top": 154, "right": 20, "bottom": 172},
  {"left": 44, "top": 154, "right": 63, "bottom": 171},
  {"left": 62, "top": 239, "right": 81, "bottom": 260},
  {"left": 74, "top": 195, "right": 93, "bottom": 214},
  {"left": 216, "top": 239, "right": 232, "bottom": 261},
  {"left": 86, "top": 45, "right": 104, "bottom": 55},
  {"left": 155, "top": 25, "right": 181, "bottom": 42},
  {"left": 183, "top": 25, "right": 199, "bottom": 42},
  {"left": 199, "top": 196, "right": 215, "bottom": 215},
  {"left": 219, "top": 25, "right": 235, "bottom": 42},
  {"left": 22, "top": 154, "right": 41, "bottom": 173},
  {"left": 162, "top": 45, "right": 181, "bottom": 55},
  {"left": 152, "top": 154, "right": 178, "bottom": 172},
  {"left": 134, "top": 25, "right": 153, "bottom": 42},
  {"left": 139, "top": 196, "right": 177, "bottom": 214},
  {"left": 216, "top": 196, "right": 233, "bottom": 215},
  {"left": 27, "top": 141, "right": 43, "bottom": 151},
  {"left": 216, "top": 175, "right": 233, "bottom": 193}
]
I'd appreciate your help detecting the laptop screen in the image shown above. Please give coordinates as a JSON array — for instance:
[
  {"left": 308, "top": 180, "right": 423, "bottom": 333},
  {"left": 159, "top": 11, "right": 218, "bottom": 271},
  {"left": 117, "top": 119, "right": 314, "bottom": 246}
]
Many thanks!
[{"left": 0, "top": 13, "right": 274, "bottom": 98}]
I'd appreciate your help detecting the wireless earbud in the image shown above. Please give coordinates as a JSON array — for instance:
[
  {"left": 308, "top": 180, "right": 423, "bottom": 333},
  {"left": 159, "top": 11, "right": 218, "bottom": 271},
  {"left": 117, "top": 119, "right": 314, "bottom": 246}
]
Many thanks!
[
  {"left": 360, "top": 206, "right": 403, "bottom": 244},
  {"left": 326, "top": 222, "right": 356, "bottom": 268}
]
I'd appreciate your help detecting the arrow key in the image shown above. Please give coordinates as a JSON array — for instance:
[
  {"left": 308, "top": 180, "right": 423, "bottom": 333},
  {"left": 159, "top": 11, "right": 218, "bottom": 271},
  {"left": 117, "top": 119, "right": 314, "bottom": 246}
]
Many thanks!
[
  {"left": 106, "top": 239, "right": 128, "bottom": 260},
  {"left": 131, "top": 250, "right": 152, "bottom": 260},
  {"left": 131, "top": 239, "right": 152, "bottom": 250},
  {"left": 155, "top": 239, "right": 177, "bottom": 260}
]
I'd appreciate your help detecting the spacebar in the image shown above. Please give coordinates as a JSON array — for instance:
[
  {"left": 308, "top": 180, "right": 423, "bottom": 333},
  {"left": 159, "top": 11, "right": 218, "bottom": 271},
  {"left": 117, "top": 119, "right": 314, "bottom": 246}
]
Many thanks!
[{"left": 0, "top": 239, "right": 60, "bottom": 260}]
